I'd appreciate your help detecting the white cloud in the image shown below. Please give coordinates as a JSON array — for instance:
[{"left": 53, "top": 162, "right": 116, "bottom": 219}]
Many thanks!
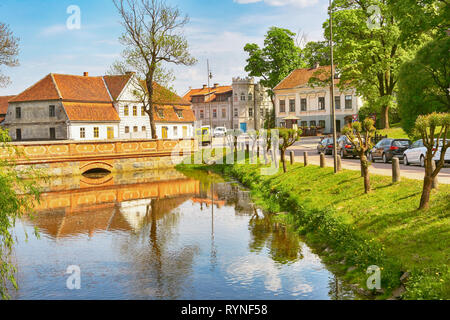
[{"left": 234, "top": 0, "right": 319, "bottom": 7}]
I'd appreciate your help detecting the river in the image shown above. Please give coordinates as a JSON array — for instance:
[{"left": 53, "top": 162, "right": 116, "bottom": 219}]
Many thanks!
[{"left": 9, "top": 168, "right": 354, "bottom": 300}]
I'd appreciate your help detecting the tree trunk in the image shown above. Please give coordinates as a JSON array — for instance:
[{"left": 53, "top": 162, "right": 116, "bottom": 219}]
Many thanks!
[
  {"left": 381, "top": 105, "right": 390, "bottom": 129},
  {"left": 146, "top": 75, "right": 158, "bottom": 139},
  {"left": 360, "top": 154, "right": 371, "bottom": 193},
  {"left": 281, "top": 149, "right": 286, "bottom": 173},
  {"left": 419, "top": 175, "right": 433, "bottom": 210}
]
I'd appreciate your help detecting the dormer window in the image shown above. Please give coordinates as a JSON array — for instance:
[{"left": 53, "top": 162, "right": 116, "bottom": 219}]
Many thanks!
[
  {"left": 175, "top": 109, "right": 183, "bottom": 119},
  {"left": 157, "top": 108, "right": 164, "bottom": 118}
]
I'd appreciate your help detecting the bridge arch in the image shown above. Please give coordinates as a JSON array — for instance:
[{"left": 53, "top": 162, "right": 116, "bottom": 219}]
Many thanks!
[{"left": 80, "top": 161, "right": 114, "bottom": 175}]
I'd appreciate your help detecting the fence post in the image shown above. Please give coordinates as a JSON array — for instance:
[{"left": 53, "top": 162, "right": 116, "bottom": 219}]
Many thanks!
[
  {"left": 336, "top": 155, "right": 342, "bottom": 172},
  {"left": 304, "top": 152, "right": 309, "bottom": 167},
  {"left": 320, "top": 153, "right": 326, "bottom": 168},
  {"left": 431, "top": 160, "right": 439, "bottom": 189},
  {"left": 392, "top": 157, "right": 401, "bottom": 183},
  {"left": 290, "top": 151, "right": 295, "bottom": 165}
]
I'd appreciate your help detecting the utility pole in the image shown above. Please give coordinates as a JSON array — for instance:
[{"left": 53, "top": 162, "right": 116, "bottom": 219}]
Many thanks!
[
  {"left": 207, "top": 60, "right": 213, "bottom": 148},
  {"left": 329, "top": 0, "right": 338, "bottom": 173}
]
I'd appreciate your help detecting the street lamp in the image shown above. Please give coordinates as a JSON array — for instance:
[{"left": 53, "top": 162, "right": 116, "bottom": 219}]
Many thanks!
[{"left": 329, "top": 0, "right": 338, "bottom": 173}]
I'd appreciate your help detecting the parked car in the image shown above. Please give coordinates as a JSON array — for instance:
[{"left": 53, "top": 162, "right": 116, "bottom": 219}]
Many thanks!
[
  {"left": 317, "top": 137, "right": 334, "bottom": 155},
  {"left": 403, "top": 139, "right": 450, "bottom": 167},
  {"left": 336, "top": 135, "right": 357, "bottom": 158},
  {"left": 213, "top": 126, "right": 227, "bottom": 137},
  {"left": 369, "top": 138, "right": 411, "bottom": 163}
]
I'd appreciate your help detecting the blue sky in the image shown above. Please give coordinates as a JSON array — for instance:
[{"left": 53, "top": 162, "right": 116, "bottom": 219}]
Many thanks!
[{"left": 0, "top": 0, "right": 329, "bottom": 96}]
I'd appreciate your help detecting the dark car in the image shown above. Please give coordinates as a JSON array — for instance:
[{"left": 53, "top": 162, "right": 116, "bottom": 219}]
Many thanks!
[
  {"left": 369, "top": 138, "right": 411, "bottom": 163},
  {"left": 336, "top": 135, "right": 357, "bottom": 158},
  {"left": 317, "top": 137, "right": 334, "bottom": 155}
]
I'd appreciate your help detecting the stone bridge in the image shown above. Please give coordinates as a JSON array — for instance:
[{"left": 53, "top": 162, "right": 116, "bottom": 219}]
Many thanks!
[{"left": 1, "top": 138, "right": 196, "bottom": 176}]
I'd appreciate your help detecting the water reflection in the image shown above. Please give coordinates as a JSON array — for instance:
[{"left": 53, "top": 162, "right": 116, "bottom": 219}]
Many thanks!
[{"left": 11, "top": 168, "right": 355, "bottom": 300}]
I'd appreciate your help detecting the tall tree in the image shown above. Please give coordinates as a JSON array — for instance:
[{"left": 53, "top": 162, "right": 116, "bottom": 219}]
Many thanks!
[
  {"left": 244, "top": 27, "right": 305, "bottom": 127},
  {"left": 324, "top": 0, "right": 419, "bottom": 129},
  {"left": 0, "top": 23, "right": 19, "bottom": 87},
  {"left": 397, "top": 36, "right": 450, "bottom": 136},
  {"left": 302, "top": 40, "right": 331, "bottom": 68},
  {"left": 114, "top": 0, "right": 196, "bottom": 139}
]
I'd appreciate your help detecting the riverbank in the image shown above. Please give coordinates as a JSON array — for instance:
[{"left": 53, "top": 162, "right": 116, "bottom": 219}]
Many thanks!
[{"left": 178, "top": 159, "right": 450, "bottom": 300}]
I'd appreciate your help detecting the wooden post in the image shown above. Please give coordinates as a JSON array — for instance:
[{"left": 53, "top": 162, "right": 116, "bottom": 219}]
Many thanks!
[
  {"left": 246, "top": 143, "right": 249, "bottom": 154},
  {"left": 304, "top": 152, "right": 309, "bottom": 167},
  {"left": 320, "top": 153, "right": 326, "bottom": 168},
  {"left": 336, "top": 155, "right": 342, "bottom": 172},
  {"left": 392, "top": 157, "right": 401, "bottom": 183},
  {"left": 290, "top": 151, "right": 295, "bottom": 165},
  {"left": 431, "top": 160, "right": 439, "bottom": 189}
]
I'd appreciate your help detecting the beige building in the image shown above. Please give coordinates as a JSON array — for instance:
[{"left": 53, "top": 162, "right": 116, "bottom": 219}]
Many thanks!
[{"left": 274, "top": 65, "right": 363, "bottom": 133}]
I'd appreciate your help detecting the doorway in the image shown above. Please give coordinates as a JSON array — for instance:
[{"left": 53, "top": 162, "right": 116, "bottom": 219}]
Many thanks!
[
  {"left": 50, "top": 128, "right": 56, "bottom": 140},
  {"left": 162, "top": 126, "right": 168, "bottom": 139},
  {"left": 107, "top": 127, "right": 114, "bottom": 139}
]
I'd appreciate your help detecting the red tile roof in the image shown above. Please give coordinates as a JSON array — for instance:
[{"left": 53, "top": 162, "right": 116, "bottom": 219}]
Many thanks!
[
  {"left": 10, "top": 74, "right": 60, "bottom": 102},
  {"left": 183, "top": 86, "right": 232, "bottom": 103},
  {"left": 63, "top": 102, "right": 120, "bottom": 122},
  {"left": 0, "top": 95, "right": 15, "bottom": 114},
  {"left": 103, "top": 74, "right": 133, "bottom": 100},
  {"left": 53, "top": 74, "right": 112, "bottom": 102},
  {"left": 274, "top": 66, "right": 338, "bottom": 90},
  {"left": 154, "top": 105, "right": 195, "bottom": 123}
]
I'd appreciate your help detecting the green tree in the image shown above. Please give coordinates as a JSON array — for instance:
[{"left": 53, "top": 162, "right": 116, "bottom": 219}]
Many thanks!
[
  {"left": 113, "top": 0, "right": 196, "bottom": 139},
  {"left": 278, "top": 128, "right": 302, "bottom": 173},
  {"left": 342, "top": 119, "right": 376, "bottom": 193},
  {"left": 414, "top": 113, "right": 450, "bottom": 210},
  {"left": 325, "top": 0, "right": 420, "bottom": 129},
  {"left": 302, "top": 40, "right": 331, "bottom": 68},
  {"left": 244, "top": 27, "right": 305, "bottom": 127},
  {"left": 0, "top": 128, "right": 40, "bottom": 299},
  {"left": 398, "top": 36, "right": 450, "bottom": 136}
]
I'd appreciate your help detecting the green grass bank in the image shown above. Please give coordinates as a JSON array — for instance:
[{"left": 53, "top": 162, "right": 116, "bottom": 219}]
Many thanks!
[{"left": 178, "top": 157, "right": 450, "bottom": 300}]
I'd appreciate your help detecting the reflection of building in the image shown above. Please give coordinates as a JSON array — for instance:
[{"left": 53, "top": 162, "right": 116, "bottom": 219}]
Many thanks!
[{"left": 274, "top": 65, "right": 363, "bottom": 133}]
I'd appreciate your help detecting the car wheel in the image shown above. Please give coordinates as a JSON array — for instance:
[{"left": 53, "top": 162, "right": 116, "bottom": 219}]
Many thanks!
[
  {"left": 382, "top": 153, "right": 388, "bottom": 164},
  {"left": 404, "top": 155, "right": 409, "bottom": 166},
  {"left": 369, "top": 153, "right": 375, "bottom": 163},
  {"left": 420, "top": 155, "right": 425, "bottom": 167}
]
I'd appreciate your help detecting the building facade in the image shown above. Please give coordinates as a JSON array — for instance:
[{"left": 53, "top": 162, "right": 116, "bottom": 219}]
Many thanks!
[
  {"left": 0, "top": 95, "right": 15, "bottom": 126},
  {"left": 273, "top": 65, "right": 363, "bottom": 133},
  {"left": 183, "top": 77, "right": 272, "bottom": 133}
]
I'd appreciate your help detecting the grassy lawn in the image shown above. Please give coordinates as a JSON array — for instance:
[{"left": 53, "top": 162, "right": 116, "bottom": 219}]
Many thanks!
[
  {"left": 179, "top": 155, "right": 450, "bottom": 299},
  {"left": 377, "top": 123, "right": 449, "bottom": 140}
]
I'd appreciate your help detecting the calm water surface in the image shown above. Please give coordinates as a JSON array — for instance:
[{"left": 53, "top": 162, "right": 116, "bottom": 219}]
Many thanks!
[{"left": 11, "top": 169, "right": 354, "bottom": 300}]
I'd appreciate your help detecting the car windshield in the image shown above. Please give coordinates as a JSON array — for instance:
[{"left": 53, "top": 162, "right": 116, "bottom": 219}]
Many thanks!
[{"left": 393, "top": 140, "right": 410, "bottom": 147}]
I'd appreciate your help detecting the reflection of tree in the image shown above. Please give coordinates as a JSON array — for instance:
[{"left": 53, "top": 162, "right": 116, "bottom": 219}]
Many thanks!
[
  {"left": 119, "top": 197, "right": 199, "bottom": 299},
  {"left": 327, "top": 275, "right": 355, "bottom": 300},
  {"left": 248, "top": 212, "right": 303, "bottom": 265}
]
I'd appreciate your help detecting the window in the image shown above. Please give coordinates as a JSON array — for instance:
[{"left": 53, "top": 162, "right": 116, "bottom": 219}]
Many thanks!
[
  {"left": 318, "top": 97, "right": 325, "bottom": 110},
  {"left": 289, "top": 99, "right": 295, "bottom": 113},
  {"left": 16, "top": 129, "right": 21, "bottom": 141},
  {"left": 94, "top": 127, "right": 99, "bottom": 138},
  {"left": 249, "top": 108, "right": 253, "bottom": 117},
  {"left": 124, "top": 105, "right": 129, "bottom": 116},
  {"left": 310, "top": 120, "right": 316, "bottom": 127},
  {"left": 248, "top": 93, "right": 253, "bottom": 101},
  {"left": 173, "top": 126, "right": 178, "bottom": 137},
  {"left": 222, "top": 108, "right": 226, "bottom": 118},
  {"left": 200, "top": 110, "right": 204, "bottom": 119},
  {"left": 125, "top": 126, "right": 130, "bottom": 134},
  {"left": 49, "top": 105, "right": 56, "bottom": 117},
  {"left": 240, "top": 93, "right": 246, "bottom": 101},
  {"left": 133, "top": 106, "right": 138, "bottom": 116},
  {"left": 279, "top": 100, "right": 286, "bottom": 113},
  {"left": 319, "top": 120, "right": 326, "bottom": 128},
  {"left": 133, "top": 126, "right": 138, "bottom": 132},
  {"left": 234, "top": 108, "right": 238, "bottom": 117},
  {"left": 301, "top": 98, "right": 307, "bottom": 111},
  {"left": 157, "top": 108, "right": 164, "bottom": 118},
  {"left": 142, "top": 126, "right": 146, "bottom": 132},
  {"left": 345, "top": 95, "right": 353, "bottom": 109},
  {"left": 141, "top": 107, "right": 146, "bottom": 116},
  {"left": 301, "top": 121, "right": 307, "bottom": 127},
  {"left": 335, "top": 96, "right": 341, "bottom": 109},
  {"left": 213, "top": 109, "right": 217, "bottom": 118},
  {"left": 80, "top": 127, "right": 86, "bottom": 138},
  {"left": 16, "top": 107, "right": 21, "bottom": 119},
  {"left": 175, "top": 109, "right": 183, "bottom": 118}
]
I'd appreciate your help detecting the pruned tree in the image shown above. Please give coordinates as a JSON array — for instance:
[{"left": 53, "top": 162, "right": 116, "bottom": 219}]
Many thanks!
[
  {"left": 414, "top": 112, "right": 450, "bottom": 210},
  {"left": 0, "top": 23, "right": 19, "bottom": 87},
  {"left": 278, "top": 128, "right": 302, "bottom": 173},
  {"left": 113, "top": 0, "right": 196, "bottom": 139},
  {"left": 342, "top": 119, "right": 376, "bottom": 193}
]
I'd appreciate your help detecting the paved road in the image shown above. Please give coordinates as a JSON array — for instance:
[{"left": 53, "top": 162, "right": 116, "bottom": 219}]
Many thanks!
[{"left": 288, "top": 137, "right": 450, "bottom": 184}]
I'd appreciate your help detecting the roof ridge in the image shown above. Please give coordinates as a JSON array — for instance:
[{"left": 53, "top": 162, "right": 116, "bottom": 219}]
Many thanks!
[{"left": 50, "top": 73, "right": 63, "bottom": 100}]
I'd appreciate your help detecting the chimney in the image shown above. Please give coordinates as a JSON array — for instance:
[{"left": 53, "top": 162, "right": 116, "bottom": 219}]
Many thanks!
[
  {"left": 202, "top": 84, "right": 207, "bottom": 89},
  {"left": 83, "top": 72, "right": 89, "bottom": 77},
  {"left": 213, "top": 83, "right": 219, "bottom": 88}
]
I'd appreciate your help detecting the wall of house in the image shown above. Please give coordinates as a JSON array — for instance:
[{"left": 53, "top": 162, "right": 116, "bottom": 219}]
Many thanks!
[
  {"left": 191, "top": 100, "right": 232, "bottom": 129},
  {"left": 68, "top": 123, "right": 119, "bottom": 140},
  {"left": 4, "top": 101, "right": 68, "bottom": 141}
]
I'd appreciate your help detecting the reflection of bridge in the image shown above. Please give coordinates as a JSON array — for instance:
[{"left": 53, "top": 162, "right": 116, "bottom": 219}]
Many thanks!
[{"left": 1, "top": 138, "right": 196, "bottom": 176}]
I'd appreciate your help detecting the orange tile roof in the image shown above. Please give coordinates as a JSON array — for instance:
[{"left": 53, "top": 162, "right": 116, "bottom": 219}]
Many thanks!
[
  {"left": 154, "top": 104, "right": 196, "bottom": 123},
  {"left": 63, "top": 102, "right": 120, "bottom": 122},
  {"left": 274, "top": 66, "right": 338, "bottom": 90},
  {"left": 183, "top": 86, "right": 232, "bottom": 103},
  {"left": 103, "top": 74, "right": 133, "bottom": 100},
  {"left": 53, "top": 74, "right": 112, "bottom": 102},
  {"left": 10, "top": 74, "right": 60, "bottom": 102},
  {"left": 0, "top": 95, "right": 15, "bottom": 114}
]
